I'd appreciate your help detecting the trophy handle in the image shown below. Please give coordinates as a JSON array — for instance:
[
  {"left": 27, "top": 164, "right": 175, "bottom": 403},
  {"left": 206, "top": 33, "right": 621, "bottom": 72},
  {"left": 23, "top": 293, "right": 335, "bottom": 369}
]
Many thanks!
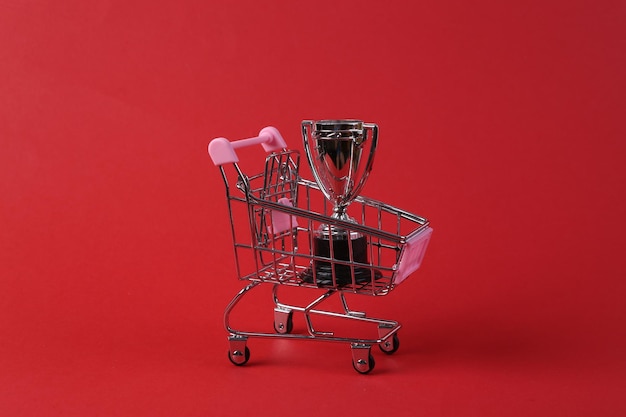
[
  {"left": 352, "top": 122, "right": 378, "bottom": 198},
  {"left": 301, "top": 120, "right": 332, "bottom": 202}
]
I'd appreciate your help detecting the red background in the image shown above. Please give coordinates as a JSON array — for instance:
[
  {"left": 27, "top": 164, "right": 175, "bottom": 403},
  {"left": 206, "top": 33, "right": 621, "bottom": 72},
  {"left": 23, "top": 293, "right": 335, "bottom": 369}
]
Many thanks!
[{"left": 1, "top": 1, "right": 625, "bottom": 416}]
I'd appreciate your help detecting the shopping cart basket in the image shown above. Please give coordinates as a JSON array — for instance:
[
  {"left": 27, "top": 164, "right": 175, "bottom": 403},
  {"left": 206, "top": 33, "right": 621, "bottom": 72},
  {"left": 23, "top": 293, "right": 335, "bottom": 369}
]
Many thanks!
[{"left": 208, "top": 126, "right": 433, "bottom": 373}]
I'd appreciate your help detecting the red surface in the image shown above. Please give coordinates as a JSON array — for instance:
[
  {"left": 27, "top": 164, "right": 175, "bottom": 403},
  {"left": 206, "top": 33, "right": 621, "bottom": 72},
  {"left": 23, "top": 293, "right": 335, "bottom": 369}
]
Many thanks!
[{"left": 1, "top": 1, "right": 625, "bottom": 416}]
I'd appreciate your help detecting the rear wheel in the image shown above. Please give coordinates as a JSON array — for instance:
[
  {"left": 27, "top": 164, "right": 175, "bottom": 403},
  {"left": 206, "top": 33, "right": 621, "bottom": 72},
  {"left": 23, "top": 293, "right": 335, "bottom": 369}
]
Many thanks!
[
  {"left": 379, "top": 333, "right": 400, "bottom": 355},
  {"left": 274, "top": 311, "right": 294, "bottom": 334}
]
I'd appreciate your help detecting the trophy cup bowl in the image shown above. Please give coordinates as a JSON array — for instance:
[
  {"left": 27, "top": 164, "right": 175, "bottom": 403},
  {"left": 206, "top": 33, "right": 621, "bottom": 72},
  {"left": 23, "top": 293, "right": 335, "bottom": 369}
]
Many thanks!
[{"left": 301, "top": 119, "right": 380, "bottom": 286}]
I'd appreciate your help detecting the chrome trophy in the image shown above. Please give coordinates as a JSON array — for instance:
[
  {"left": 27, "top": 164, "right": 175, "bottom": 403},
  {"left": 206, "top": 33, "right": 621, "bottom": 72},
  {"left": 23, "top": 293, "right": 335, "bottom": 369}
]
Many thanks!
[{"left": 301, "top": 119, "right": 380, "bottom": 285}]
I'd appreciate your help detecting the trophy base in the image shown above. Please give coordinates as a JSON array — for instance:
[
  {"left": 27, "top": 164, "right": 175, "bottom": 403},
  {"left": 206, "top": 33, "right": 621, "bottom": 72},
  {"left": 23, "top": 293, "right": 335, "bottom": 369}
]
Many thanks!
[
  {"left": 301, "top": 265, "right": 382, "bottom": 287},
  {"left": 301, "top": 235, "right": 382, "bottom": 286}
]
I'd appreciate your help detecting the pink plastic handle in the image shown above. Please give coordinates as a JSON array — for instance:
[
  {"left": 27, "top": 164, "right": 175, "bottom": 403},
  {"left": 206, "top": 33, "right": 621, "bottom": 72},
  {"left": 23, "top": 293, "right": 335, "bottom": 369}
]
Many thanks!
[{"left": 208, "top": 126, "right": 287, "bottom": 166}]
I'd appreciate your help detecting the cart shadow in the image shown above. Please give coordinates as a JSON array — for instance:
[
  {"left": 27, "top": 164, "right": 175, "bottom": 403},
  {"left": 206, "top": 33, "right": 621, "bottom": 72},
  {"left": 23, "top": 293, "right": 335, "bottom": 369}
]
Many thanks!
[
  {"left": 403, "top": 316, "right": 565, "bottom": 371},
  {"left": 221, "top": 311, "right": 566, "bottom": 374}
]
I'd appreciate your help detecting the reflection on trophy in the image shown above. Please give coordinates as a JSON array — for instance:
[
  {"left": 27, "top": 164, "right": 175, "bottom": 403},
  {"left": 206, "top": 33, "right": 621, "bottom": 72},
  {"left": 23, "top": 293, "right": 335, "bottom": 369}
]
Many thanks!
[{"left": 301, "top": 119, "right": 381, "bottom": 286}]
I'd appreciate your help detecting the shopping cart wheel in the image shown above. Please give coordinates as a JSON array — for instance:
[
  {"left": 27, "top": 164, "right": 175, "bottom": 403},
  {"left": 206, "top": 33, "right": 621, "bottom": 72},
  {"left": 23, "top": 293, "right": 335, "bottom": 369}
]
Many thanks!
[
  {"left": 227, "top": 335, "right": 250, "bottom": 366},
  {"left": 227, "top": 346, "right": 250, "bottom": 366},
  {"left": 379, "top": 333, "right": 400, "bottom": 355},
  {"left": 273, "top": 309, "right": 294, "bottom": 334},
  {"left": 351, "top": 344, "right": 375, "bottom": 374}
]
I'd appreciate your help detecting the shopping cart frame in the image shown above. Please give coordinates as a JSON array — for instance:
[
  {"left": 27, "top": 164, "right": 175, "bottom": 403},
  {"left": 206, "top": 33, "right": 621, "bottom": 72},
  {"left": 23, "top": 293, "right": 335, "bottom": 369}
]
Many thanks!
[{"left": 208, "top": 126, "right": 432, "bottom": 373}]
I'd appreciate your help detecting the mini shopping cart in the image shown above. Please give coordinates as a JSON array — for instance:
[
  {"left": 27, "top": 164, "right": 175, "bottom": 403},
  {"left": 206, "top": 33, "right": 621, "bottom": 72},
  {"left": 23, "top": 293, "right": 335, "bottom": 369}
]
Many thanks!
[{"left": 208, "top": 126, "right": 433, "bottom": 373}]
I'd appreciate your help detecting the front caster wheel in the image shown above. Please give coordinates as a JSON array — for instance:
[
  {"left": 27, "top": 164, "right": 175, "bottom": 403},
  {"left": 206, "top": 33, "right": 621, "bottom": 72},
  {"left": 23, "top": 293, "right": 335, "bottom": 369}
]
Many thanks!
[
  {"left": 227, "top": 346, "right": 250, "bottom": 366},
  {"left": 353, "top": 353, "right": 376, "bottom": 374},
  {"left": 351, "top": 344, "right": 375, "bottom": 374}
]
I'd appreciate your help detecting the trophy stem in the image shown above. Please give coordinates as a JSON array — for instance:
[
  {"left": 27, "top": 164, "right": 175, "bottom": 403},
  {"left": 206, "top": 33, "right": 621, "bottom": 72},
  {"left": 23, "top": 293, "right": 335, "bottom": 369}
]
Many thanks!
[{"left": 332, "top": 205, "right": 349, "bottom": 221}]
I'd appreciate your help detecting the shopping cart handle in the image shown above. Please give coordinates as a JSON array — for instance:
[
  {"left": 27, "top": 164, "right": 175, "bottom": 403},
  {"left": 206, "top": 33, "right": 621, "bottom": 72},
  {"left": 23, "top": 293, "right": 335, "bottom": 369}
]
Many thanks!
[{"left": 208, "top": 126, "right": 287, "bottom": 166}]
